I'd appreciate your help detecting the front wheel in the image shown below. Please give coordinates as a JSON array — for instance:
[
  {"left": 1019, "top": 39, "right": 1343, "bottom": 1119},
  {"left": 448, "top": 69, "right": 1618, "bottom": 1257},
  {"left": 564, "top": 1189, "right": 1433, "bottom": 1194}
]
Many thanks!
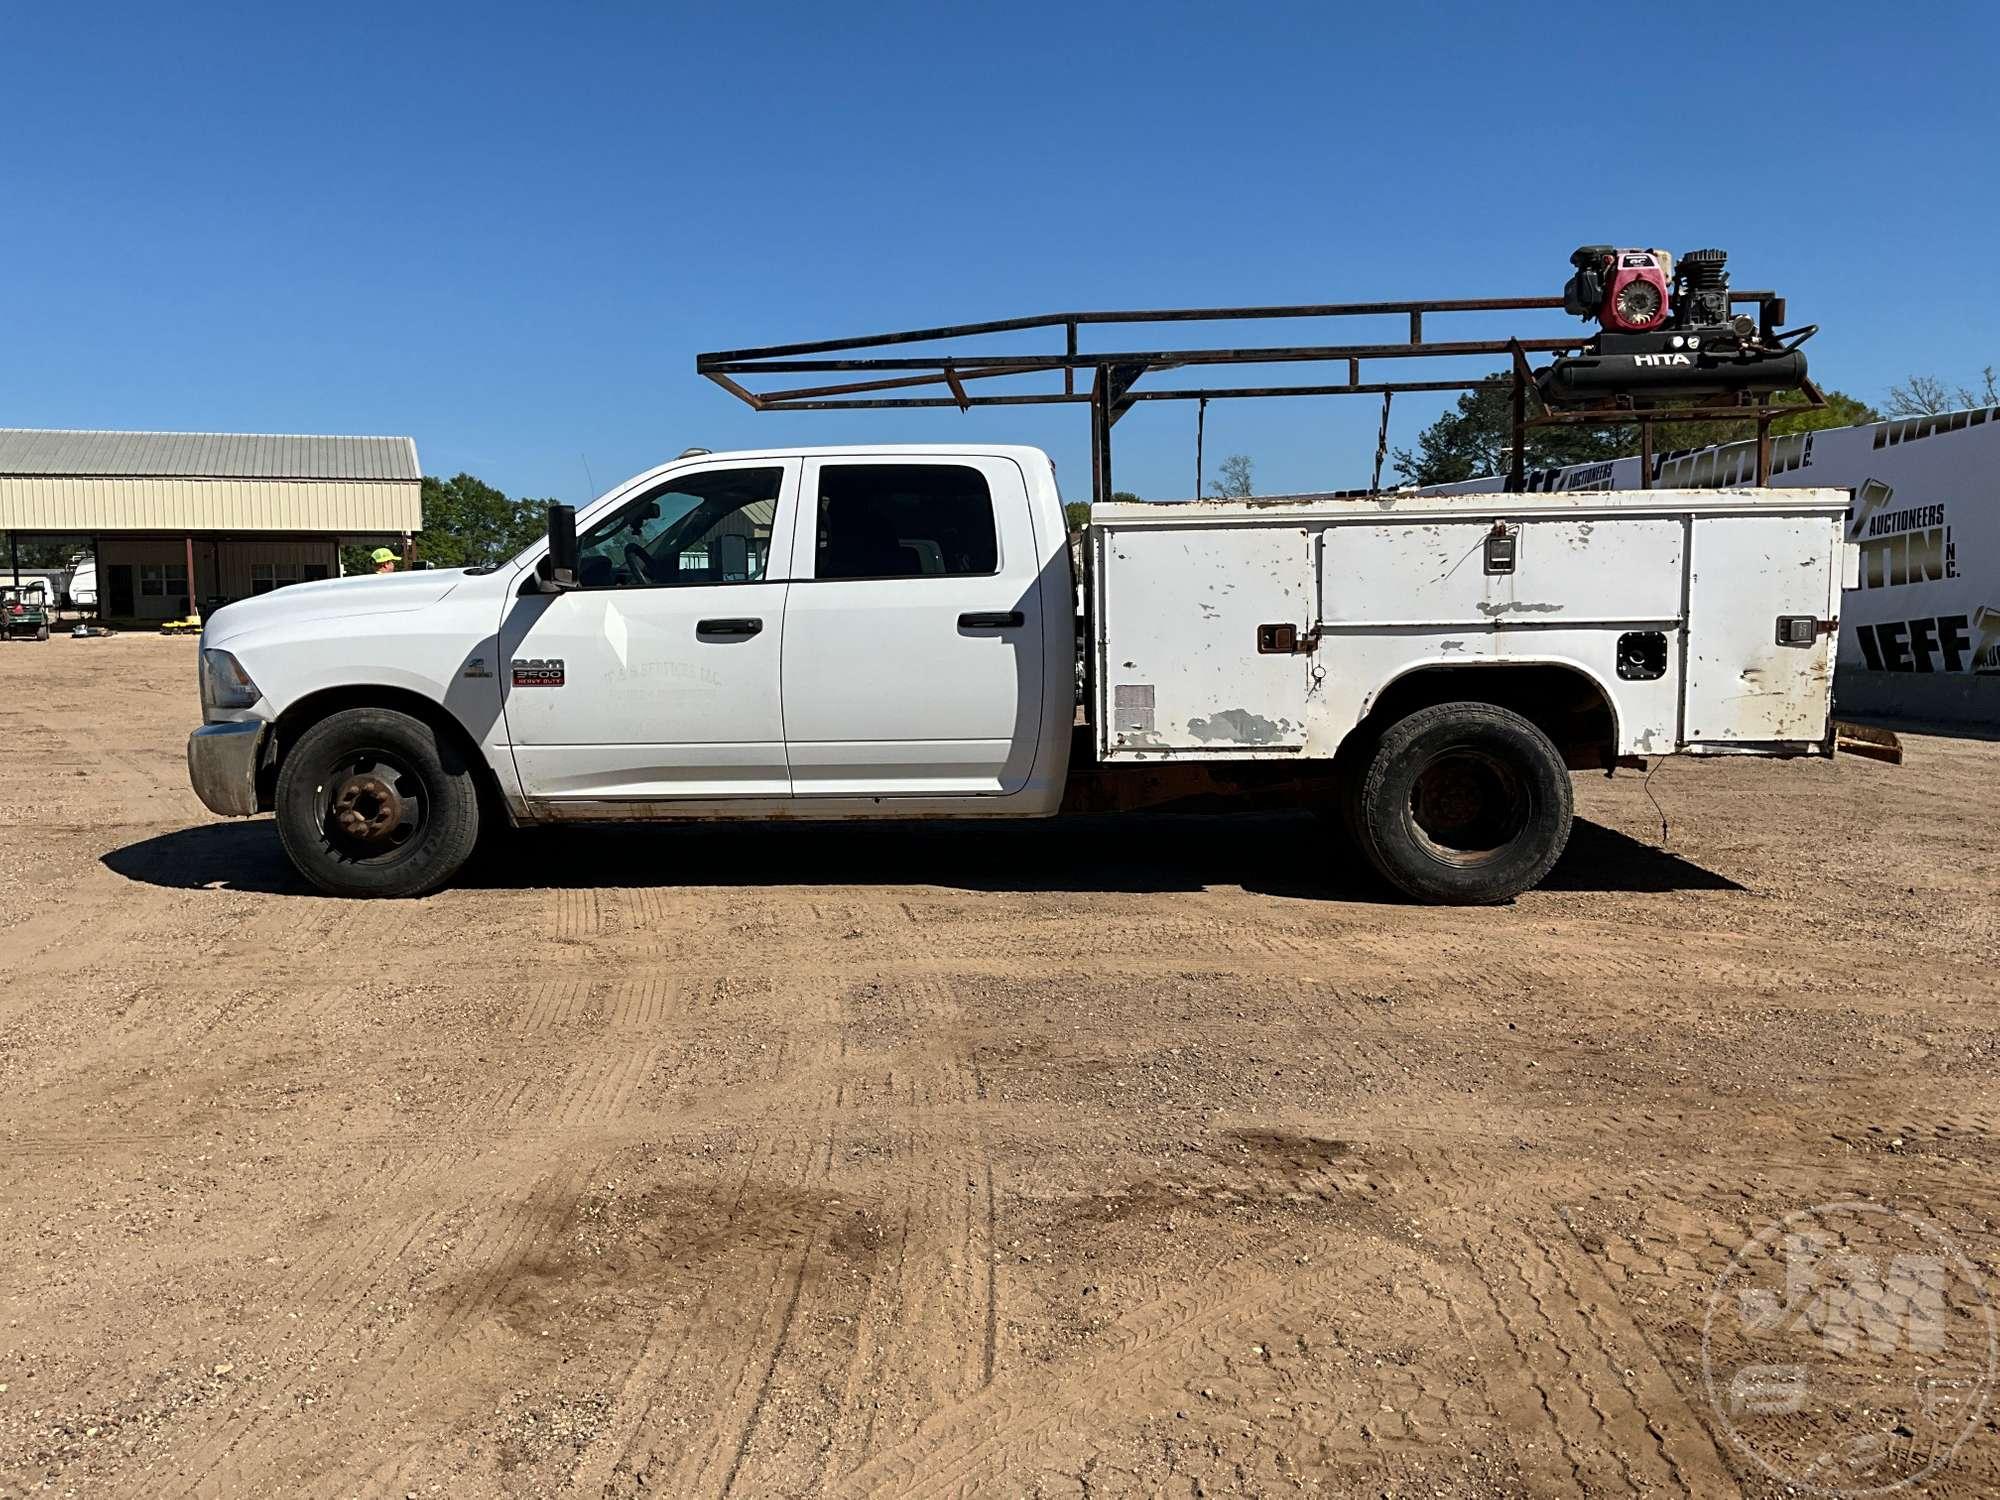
[
  {"left": 1352, "top": 701, "right": 1572, "bottom": 904},
  {"left": 274, "top": 707, "right": 481, "bottom": 898}
]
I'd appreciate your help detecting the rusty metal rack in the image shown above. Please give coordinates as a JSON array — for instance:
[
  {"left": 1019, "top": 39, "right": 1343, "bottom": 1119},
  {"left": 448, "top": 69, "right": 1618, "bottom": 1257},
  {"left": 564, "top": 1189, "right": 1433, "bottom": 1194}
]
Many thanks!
[{"left": 696, "top": 290, "right": 1821, "bottom": 502}]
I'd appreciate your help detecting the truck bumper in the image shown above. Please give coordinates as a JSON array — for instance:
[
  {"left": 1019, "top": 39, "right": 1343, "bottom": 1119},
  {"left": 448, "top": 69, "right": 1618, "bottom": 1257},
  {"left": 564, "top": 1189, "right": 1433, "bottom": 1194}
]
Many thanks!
[{"left": 187, "top": 721, "right": 267, "bottom": 817}]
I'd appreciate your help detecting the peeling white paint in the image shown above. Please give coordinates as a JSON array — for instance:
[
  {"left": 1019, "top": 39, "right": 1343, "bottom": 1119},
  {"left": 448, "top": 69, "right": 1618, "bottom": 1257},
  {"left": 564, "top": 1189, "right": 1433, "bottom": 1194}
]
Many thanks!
[{"left": 1187, "top": 708, "right": 1291, "bottom": 745}]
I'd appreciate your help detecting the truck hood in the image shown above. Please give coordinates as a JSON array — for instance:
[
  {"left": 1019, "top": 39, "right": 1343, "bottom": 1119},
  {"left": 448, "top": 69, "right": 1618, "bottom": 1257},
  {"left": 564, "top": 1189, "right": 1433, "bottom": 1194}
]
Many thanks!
[{"left": 202, "top": 569, "right": 471, "bottom": 644}]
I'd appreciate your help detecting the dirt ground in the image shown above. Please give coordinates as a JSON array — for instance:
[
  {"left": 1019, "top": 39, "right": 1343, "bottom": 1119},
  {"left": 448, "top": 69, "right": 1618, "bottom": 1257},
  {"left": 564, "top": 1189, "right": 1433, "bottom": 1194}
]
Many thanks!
[{"left": 1, "top": 633, "right": 1996, "bottom": 1499}]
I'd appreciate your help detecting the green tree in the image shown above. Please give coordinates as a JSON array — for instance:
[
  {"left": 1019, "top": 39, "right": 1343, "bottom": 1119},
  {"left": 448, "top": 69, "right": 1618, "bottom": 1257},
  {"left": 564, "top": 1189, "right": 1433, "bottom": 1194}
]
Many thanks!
[
  {"left": 1211, "top": 454, "right": 1254, "bottom": 498},
  {"left": 341, "top": 472, "right": 551, "bottom": 575},
  {"left": 1392, "top": 378, "right": 1624, "bottom": 487},
  {"left": 4, "top": 535, "right": 90, "bottom": 569}
]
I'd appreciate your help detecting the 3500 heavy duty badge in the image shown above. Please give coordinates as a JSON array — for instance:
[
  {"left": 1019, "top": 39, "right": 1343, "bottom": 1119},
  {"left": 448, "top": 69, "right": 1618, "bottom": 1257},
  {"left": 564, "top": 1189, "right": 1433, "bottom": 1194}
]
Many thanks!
[{"left": 511, "top": 658, "right": 564, "bottom": 687}]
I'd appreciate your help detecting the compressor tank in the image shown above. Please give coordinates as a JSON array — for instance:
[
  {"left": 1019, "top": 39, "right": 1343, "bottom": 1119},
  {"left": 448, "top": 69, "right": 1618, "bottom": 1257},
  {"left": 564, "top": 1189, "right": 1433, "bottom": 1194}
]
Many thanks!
[{"left": 1538, "top": 344, "right": 1809, "bottom": 404}]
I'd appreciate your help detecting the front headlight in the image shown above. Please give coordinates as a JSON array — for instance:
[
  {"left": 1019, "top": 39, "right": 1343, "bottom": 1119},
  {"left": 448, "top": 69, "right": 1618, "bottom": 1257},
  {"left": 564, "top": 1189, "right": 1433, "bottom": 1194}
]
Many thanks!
[{"left": 199, "top": 648, "right": 261, "bottom": 719}]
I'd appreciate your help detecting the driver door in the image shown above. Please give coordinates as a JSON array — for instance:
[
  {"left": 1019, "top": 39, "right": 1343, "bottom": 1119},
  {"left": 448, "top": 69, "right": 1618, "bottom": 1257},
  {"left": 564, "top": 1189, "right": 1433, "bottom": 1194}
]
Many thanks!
[{"left": 503, "top": 459, "right": 799, "bottom": 801}]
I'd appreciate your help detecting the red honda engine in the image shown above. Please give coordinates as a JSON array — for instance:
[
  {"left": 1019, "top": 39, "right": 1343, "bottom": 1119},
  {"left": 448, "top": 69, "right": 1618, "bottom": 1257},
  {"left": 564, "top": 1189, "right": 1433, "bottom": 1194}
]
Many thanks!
[{"left": 1564, "top": 247, "right": 1672, "bottom": 332}]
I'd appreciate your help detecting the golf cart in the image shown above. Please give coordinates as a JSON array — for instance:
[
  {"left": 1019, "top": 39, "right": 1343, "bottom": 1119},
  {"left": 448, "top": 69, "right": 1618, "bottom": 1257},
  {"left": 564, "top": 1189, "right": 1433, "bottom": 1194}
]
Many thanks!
[{"left": 2, "top": 580, "right": 52, "bottom": 641}]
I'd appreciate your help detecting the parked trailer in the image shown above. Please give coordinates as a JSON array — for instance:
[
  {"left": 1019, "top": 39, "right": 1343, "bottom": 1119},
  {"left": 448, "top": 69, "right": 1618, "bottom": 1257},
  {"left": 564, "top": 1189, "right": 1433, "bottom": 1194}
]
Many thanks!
[{"left": 185, "top": 444, "right": 1853, "bottom": 904}]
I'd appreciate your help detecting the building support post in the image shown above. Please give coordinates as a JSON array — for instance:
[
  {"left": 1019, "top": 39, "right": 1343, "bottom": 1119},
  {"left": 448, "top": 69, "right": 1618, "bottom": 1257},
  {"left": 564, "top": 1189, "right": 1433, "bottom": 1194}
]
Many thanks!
[
  {"left": 185, "top": 535, "right": 198, "bottom": 620},
  {"left": 8, "top": 531, "right": 18, "bottom": 590}
]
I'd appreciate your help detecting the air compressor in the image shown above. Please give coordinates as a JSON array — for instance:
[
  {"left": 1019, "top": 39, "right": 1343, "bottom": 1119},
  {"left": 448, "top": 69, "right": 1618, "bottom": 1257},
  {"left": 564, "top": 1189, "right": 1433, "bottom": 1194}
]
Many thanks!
[{"left": 1537, "top": 246, "right": 1812, "bottom": 406}]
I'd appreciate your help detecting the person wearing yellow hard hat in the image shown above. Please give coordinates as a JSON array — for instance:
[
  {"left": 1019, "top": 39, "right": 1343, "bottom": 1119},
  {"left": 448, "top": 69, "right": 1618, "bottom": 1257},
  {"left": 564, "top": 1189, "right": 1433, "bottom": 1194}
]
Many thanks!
[{"left": 370, "top": 547, "right": 399, "bottom": 575}]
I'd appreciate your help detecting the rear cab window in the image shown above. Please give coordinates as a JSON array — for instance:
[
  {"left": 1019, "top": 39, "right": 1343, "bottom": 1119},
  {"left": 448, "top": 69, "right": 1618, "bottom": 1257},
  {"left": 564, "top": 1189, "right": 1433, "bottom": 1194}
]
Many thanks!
[{"left": 812, "top": 464, "right": 997, "bottom": 580}]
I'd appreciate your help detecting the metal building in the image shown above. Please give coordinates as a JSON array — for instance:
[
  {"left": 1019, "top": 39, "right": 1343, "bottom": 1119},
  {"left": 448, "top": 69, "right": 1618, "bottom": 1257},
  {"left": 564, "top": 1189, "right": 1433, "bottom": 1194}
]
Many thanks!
[{"left": 0, "top": 428, "right": 421, "bottom": 622}]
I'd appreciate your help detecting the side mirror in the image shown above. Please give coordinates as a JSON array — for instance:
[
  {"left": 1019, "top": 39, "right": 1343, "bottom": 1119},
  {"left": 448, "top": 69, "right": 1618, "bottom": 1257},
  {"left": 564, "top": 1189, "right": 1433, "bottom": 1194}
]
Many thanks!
[{"left": 541, "top": 503, "right": 579, "bottom": 592}]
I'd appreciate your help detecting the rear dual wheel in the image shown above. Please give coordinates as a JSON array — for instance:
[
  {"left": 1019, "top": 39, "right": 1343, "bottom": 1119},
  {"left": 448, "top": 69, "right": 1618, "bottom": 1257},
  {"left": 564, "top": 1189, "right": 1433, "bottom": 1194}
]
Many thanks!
[
  {"left": 275, "top": 707, "right": 481, "bottom": 898},
  {"left": 1350, "top": 701, "right": 1573, "bottom": 905}
]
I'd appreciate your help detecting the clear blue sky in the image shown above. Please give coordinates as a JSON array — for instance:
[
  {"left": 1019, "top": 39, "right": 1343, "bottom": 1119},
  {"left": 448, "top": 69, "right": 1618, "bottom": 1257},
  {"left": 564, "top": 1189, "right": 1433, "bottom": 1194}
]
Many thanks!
[{"left": 5, "top": 2, "right": 1994, "bottom": 505}]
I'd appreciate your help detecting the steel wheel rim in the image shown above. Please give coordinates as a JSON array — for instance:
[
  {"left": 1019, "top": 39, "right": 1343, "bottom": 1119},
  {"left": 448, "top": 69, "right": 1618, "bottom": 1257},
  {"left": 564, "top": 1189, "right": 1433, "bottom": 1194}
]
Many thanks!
[
  {"left": 317, "top": 748, "right": 426, "bottom": 866},
  {"left": 1406, "top": 748, "right": 1529, "bottom": 868}
]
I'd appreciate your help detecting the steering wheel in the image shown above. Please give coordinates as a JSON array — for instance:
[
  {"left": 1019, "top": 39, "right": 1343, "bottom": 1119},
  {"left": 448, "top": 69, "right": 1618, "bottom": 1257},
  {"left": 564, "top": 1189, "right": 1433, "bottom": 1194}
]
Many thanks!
[{"left": 622, "top": 542, "right": 659, "bottom": 584}]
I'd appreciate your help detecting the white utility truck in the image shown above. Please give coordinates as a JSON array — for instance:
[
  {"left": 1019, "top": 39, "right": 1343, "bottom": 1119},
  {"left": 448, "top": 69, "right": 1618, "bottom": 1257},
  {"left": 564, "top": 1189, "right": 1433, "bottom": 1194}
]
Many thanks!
[{"left": 187, "top": 444, "right": 1852, "bottom": 902}]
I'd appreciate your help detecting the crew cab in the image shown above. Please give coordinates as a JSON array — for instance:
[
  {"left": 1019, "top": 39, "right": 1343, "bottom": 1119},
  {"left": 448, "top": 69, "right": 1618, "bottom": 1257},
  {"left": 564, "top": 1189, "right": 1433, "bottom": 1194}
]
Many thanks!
[{"left": 187, "top": 444, "right": 1852, "bottom": 903}]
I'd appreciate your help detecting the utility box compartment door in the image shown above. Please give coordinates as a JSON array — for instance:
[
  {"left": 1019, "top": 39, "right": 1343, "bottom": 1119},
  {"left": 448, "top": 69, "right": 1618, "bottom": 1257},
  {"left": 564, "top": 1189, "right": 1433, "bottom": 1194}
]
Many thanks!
[
  {"left": 1096, "top": 523, "right": 1313, "bottom": 755},
  {"left": 1683, "top": 514, "right": 1837, "bottom": 743},
  {"left": 1320, "top": 517, "right": 1685, "bottom": 626}
]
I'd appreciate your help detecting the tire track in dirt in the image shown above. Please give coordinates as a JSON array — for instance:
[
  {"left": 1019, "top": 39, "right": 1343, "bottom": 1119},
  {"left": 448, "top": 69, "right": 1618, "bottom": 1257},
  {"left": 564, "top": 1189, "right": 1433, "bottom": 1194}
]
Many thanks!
[
  {"left": 178, "top": 1104, "right": 644, "bottom": 1496},
  {"left": 230, "top": 894, "right": 365, "bottom": 961},
  {"left": 602, "top": 975, "right": 675, "bottom": 1031},
  {"left": 818, "top": 1226, "right": 1395, "bottom": 1498},
  {"left": 567, "top": 894, "right": 1001, "bottom": 1500},
  {"left": 1578, "top": 1183, "right": 2000, "bottom": 1500},
  {"left": 565, "top": 1128, "right": 838, "bottom": 1497},
  {"left": 552, "top": 887, "right": 602, "bottom": 941},
  {"left": 158, "top": 977, "right": 671, "bottom": 1499},
  {"left": 810, "top": 1136, "right": 1723, "bottom": 1498},
  {"left": 164, "top": 1185, "right": 458, "bottom": 1498},
  {"left": 0, "top": 859, "right": 204, "bottom": 979},
  {"left": 509, "top": 975, "right": 593, "bottom": 1033},
  {"left": 1445, "top": 1219, "right": 1740, "bottom": 1497},
  {"left": 561, "top": 970, "right": 845, "bottom": 1498},
  {"left": 791, "top": 902, "right": 1000, "bottom": 1490},
  {"left": 290, "top": 1157, "right": 605, "bottom": 1500}
]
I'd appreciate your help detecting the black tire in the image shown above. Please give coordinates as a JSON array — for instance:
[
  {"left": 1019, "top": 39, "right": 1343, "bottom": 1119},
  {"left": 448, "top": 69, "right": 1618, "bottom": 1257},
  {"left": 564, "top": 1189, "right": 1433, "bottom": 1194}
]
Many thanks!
[
  {"left": 274, "top": 707, "right": 481, "bottom": 898},
  {"left": 1351, "top": 701, "right": 1572, "bottom": 905},
  {"left": 1329, "top": 717, "right": 1379, "bottom": 847}
]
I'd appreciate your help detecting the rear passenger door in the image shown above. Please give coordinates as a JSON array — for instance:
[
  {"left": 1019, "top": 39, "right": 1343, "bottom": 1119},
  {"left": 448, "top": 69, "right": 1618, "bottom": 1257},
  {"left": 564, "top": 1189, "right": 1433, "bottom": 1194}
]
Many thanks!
[{"left": 781, "top": 456, "right": 1045, "bottom": 795}]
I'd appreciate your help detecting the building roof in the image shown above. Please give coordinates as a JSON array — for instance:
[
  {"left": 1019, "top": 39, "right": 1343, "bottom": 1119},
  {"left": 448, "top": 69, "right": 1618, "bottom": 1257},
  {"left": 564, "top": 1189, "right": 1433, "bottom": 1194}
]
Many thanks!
[{"left": 0, "top": 429, "right": 419, "bottom": 482}]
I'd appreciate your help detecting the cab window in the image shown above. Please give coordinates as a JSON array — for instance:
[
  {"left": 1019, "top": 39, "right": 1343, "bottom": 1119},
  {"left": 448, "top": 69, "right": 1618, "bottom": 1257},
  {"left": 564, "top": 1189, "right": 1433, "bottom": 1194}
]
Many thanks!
[
  {"left": 814, "top": 464, "right": 997, "bottom": 580},
  {"left": 576, "top": 466, "right": 783, "bottom": 588}
]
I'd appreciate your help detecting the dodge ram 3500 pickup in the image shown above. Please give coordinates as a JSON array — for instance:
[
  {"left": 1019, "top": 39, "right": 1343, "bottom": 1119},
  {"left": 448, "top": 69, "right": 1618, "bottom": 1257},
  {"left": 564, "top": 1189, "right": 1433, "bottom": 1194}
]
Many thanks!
[{"left": 187, "top": 444, "right": 1853, "bottom": 902}]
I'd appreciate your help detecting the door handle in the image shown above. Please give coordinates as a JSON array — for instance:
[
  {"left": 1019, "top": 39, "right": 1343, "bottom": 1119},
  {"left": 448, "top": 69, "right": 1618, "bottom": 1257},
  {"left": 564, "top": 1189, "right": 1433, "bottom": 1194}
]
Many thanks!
[
  {"left": 958, "top": 610, "right": 1024, "bottom": 630},
  {"left": 696, "top": 617, "right": 763, "bottom": 638}
]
